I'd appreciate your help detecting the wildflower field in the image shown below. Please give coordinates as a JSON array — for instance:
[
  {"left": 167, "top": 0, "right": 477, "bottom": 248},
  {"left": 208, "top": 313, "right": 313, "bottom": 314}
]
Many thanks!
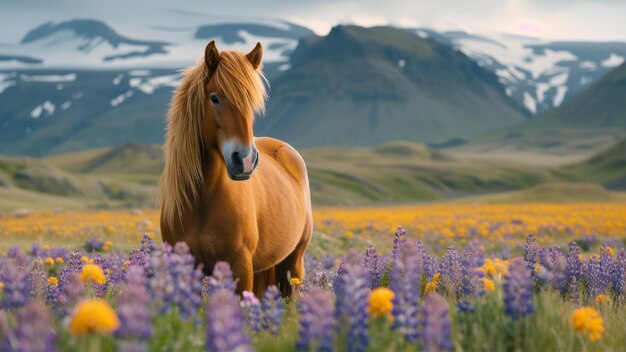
[{"left": 1, "top": 203, "right": 626, "bottom": 351}]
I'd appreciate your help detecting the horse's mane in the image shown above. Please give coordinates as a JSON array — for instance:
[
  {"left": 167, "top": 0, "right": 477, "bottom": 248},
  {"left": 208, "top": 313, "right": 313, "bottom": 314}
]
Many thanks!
[{"left": 158, "top": 50, "right": 267, "bottom": 227}]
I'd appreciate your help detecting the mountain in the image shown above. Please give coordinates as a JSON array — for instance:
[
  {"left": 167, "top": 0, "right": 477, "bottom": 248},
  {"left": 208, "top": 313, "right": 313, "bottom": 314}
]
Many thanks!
[
  {"left": 0, "top": 19, "right": 312, "bottom": 69},
  {"left": 528, "top": 62, "right": 626, "bottom": 128},
  {"left": 0, "top": 18, "right": 311, "bottom": 156},
  {"left": 255, "top": 25, "right": 527, "bottom": 147},
  {"left": 416, "top": 29, "right": 626, "bottom": 114}
]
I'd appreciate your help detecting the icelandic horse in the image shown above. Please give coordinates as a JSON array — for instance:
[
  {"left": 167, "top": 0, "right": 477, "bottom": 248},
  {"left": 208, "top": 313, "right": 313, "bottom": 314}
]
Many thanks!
[{"left": 158, "top": 40, "right": 312, "bottom": 297}]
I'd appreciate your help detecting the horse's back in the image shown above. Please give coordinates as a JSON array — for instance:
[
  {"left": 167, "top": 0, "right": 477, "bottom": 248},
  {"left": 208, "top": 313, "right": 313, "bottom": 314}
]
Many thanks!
[{"left": 255, "top": 137, "right": 309, "bottom": 190}]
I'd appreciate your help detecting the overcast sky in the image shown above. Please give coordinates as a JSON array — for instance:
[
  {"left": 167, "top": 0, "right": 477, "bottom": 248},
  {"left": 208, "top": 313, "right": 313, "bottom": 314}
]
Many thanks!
[{"left": 1, "top": 0, "right": 625, "bottom": 41}]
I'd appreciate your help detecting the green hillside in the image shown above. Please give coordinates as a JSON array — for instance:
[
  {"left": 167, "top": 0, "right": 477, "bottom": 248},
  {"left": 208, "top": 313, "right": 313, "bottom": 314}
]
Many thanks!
[
  {"left": 569, "top": 137, "right": 626, "bottom": 189},
  {"left": 255, "top": 25, "right": 527, "bottom": 147}
]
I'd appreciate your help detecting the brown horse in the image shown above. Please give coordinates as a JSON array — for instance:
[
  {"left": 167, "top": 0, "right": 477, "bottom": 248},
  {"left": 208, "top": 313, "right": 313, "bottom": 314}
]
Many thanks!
[{"left": 158, "top": 41, "right": 312, "bottom": 297}]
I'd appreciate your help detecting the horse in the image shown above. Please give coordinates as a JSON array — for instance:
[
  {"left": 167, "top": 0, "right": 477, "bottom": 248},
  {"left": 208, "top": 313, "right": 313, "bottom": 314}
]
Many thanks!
[{"left": 158, "top": 40, "right": 312, "bottom": 298}]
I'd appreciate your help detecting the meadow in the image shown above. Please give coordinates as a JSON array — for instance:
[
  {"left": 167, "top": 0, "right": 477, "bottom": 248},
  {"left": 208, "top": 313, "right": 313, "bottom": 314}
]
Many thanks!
[{"left": 1, "top": 203, "right": 626, "bottom": 351}]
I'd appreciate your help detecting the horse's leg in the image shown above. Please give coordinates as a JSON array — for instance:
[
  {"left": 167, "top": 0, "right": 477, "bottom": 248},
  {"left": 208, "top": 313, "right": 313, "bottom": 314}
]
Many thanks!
[
  {"left": 275, "top": 221, "right": 312, "bottom": 296},
  {"left": 230, "top": 250, "right": 254, "bottom": 293}
]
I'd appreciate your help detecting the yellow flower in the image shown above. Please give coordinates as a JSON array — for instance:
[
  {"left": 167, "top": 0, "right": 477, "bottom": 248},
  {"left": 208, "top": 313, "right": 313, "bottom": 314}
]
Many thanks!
[
  {"left": 602, "top": 246, "right": 614, "bottom": 256},
  {"left": 0, "top": 282, "right": 3, "bottom": 290},
  {"left": 55, "top": 257, "right": 64, "bottom": 264},
  {"left": 48, "top": 277, "right": 59, "bottom": 286},
  {"left": 69, "top": 299, "right": 119, "bottom": 336},
  {"left": 80, "top": 256, "right": 89, "bottom": 263},
  {"left": 290, "top": 278, "right": 301, "bottom": 286},
  {"left": 595, "top": 295, "right": 611, "bottom": 305},
  {"left": 570, "top": 307, "right": 604, "bottom": 342},
  {"left": 44, "top": 257, "right": 55, "bottom": 266},
  {"left": 424, "top": 273, "right": 441, "bottom": 295},
  {"left": 122, "top": 260, "right": 131, "bottom": 271},
  {"left": 368, "top": 287, "right": 394, "bottom": 320},
  {"left": 482, "top": 278, "right": 495, "bottom": 292},
  {"left": 42, "top": 244, "right": 50, "bottom": 250},
  {"left": 80, "top": 264, "right": 106, "bottom": 285}
]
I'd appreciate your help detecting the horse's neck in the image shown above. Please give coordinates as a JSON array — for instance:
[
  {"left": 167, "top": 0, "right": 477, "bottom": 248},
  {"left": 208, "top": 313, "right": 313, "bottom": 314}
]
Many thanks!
[{"left": 197, "top": 149, "right": 227, "bottom": 204}]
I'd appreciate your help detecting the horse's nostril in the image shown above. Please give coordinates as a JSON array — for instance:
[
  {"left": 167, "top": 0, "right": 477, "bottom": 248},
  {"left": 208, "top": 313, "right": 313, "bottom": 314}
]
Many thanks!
[{"left": 232, "top": 152, "right": 243, "bottom": 167}]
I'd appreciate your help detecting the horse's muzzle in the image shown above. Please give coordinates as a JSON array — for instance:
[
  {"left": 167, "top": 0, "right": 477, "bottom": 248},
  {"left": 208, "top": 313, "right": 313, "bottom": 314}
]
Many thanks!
[{"left": 227, "top": 147, "right": 259, "bottom": 181}]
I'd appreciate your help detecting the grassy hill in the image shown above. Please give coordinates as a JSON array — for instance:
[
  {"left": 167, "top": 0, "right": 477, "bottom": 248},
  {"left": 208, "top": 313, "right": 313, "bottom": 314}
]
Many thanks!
[
  {"left": 255, "top": 25, "right": 527, "bottom": 147},
  {"left": 2, "top": 139, "right": 625, "bottom": 212},
  {"left": 568, "top": 137, "right": 626, "bottom": 189},
  {"left": 0, "top": 154, "right": 156, "bottom": 211},
  {"left": 40, "top": 141, "right": 570, "bottom": 207}
]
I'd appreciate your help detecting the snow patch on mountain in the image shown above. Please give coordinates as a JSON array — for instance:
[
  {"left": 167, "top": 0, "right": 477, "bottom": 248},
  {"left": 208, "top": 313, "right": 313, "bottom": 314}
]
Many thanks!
[
  {"left": 601, "top": 53, "right": 624, "bottom": 67},
  {"left": 31, "top": 100, "right": 55, "bottom": 118}
]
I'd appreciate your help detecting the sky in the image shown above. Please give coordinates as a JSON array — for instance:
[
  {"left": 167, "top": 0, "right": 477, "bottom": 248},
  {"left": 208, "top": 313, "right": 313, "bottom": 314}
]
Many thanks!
[{"left": 1, "top": 0, "right": 625, "bottom": 42}]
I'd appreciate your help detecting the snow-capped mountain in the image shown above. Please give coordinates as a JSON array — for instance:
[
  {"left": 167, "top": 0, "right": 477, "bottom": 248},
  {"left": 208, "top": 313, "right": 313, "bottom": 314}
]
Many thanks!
[
  {"left": 415, "top": 29, "right": 626, "bottom": 114},
  {"left": 0, "top": 19, "right": 313, "bottom": 69}
]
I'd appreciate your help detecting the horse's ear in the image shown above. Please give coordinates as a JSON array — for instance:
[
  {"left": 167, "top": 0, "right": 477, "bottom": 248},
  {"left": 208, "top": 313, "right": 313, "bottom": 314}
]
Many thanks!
[
  {"left": 204, "top": 40, "right": 220, "bottom": 74},
  {"left": 246, "top": 42, "right": 263, "bottom": 70}
]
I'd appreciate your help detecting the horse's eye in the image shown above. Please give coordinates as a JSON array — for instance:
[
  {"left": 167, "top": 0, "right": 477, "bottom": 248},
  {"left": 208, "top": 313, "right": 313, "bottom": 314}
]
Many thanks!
[{"left": 209, "top": 93, "right": 220, "bottom": 105}]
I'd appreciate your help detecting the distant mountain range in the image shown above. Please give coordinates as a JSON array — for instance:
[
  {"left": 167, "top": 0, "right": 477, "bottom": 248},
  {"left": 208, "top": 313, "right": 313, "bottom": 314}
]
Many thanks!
[
  {"left": 255, "top": 25, "right": 526, "bottom": 147},
  {"left": 417, "top": 30, "right": 626, "bottom": 114},
  {"left": 0, "top": 18, "right": 625, "bottom": 155}
]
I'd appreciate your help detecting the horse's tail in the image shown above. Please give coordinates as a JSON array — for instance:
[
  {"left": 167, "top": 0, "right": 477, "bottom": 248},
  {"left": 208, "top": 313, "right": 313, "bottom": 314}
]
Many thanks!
[{"left": 253, "top": 266, "right": 276, "bottom": 299}]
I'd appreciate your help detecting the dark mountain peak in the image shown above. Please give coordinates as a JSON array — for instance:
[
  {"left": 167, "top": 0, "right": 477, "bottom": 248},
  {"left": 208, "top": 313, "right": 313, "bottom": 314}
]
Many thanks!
[{"left": 256, "top": 25, "right": 527, "bottom": 147}]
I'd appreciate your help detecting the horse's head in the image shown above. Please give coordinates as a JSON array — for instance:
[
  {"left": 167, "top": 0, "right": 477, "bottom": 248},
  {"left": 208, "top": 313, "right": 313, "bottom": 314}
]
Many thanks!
[{"left": 203, "top": 41, "right": 267, "bottom": 181}]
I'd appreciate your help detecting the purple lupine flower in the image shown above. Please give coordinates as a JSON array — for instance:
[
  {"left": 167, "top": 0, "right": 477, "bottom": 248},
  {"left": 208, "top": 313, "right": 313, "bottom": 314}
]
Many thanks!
[
  {"left": 27, "top": 260, "right": 48, "bottom": 297},
  {"left": 362, "top": 245, "right": 386, "bottom": 289},
  {"left": 415, "top": 241, "right": 427, "bottom": 275},
  {"left": 68, "top": 250, "right": 85, "bottom": 271},
  {"left": 566, "top": 242, "right": 582, "bottom": 283},
  {"left": 116, "top": 284, "right": 153, "bottom": 342},
  {"left": 310, "top": 271, "right": 334, "bottom": 291},
  {"left": 524, "top": 234, "right": 538, "bottom": 275},
  {"left": 241, "top": 291, "right": 262, "bottom": 332},
  {"left": 128, "top": 248, "right": 148, "bottom": 267},
  {"left": 461, "top": 246, "right": 485, "bottom": 298},
  {"left": 440, "top": 246, "right": 463, "bottom": 296},
  {"left": 611, "top": 249, "right": 626, "bottom": 296},
  {"left": 45, "top": 283, "right": 61, "bottom": 308},
  {"left": 10, "top": 300, "right": 56, "bottom": 352},
  {"left": 167, "top": 242, "right": 204, "bottom": 319},
  {"left": 334, "top": 249, "right": 370, "bottom": 352},
  {"left": 206, "top": 290, "right": 252, "bottom": 352},
  {"left": 536, "top": 245, "right": 566, "bottom": 290},
  {"left": 56, "top": 272, "right": 84, "bottom": 316},
  {"left": 390, "top": 242, "right": 420, "bottom": 343},
  {"left": 85, "top": 237, "right": 105, "bottom": 252},
  {"left": 208, "top": 261, "right": 237, "bottom": 294},
  {"left": 297, "top": 287, "right": 335, "bottom": 352},
  {"left": 392, "top": 226, "right": 407, "bottom": 259},
  {"left": 140, "top": 233, "right": 157, "bottom": 254},
  {"left": 0, "top": 311, "right": 11, "bottom": 351},
  {"left": 0, "top": 262, "right": 32, "bottom": 309},
  {"left": 30, "top": 243, "right": 47, "bottom": 258},
  {"left": 567, "top": 276, "right": 580, "bottom": 306},
  {"left": 503, "top": 259, "right": 534, "bottom": 320},
  {"left": 261, "top": 285, "right": 284, "bottom": 335},
  {"left": 584, "top": 254, "right": 610, "bottom": 298},
  {"left": 419, "top": 293, "right": 453, "bottom": 352},
  {"left": 423, "top": 254, "right": 438, "bottom": 279}
]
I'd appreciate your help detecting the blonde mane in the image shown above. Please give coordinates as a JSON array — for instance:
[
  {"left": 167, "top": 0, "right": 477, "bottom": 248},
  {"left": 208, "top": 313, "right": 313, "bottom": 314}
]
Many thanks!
[{"left": 158, "top": 50, "right": 268, "bottom": 226}]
